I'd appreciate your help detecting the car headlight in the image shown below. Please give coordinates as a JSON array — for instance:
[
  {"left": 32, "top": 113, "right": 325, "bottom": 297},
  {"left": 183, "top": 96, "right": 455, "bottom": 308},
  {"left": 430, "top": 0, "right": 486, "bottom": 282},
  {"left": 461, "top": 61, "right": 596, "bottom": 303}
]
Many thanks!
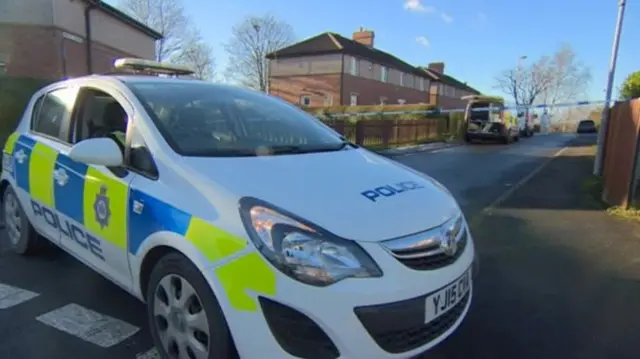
[{"left": 239, "top": 198, "right": 383, "bottom": 287}]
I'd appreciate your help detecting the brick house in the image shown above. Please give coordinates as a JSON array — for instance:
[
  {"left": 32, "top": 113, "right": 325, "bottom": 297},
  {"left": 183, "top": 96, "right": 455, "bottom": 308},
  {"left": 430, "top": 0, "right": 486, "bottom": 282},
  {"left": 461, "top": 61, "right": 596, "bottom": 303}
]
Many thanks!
[
  {"left": 0, "top": 0, "right": 162, "bottom": 80},
  {"left": 266, "top": 28, "right": 480, "bottom": 109},
  {"left": 421, "top": 63, "right": 481, "bottom": 110}
]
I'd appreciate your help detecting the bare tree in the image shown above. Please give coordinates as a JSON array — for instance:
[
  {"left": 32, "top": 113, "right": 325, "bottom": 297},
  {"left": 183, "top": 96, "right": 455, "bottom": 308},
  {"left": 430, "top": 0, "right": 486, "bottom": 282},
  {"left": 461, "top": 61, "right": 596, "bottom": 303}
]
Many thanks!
[
  {"left": 224, "top": 14, "right": 295, "bottom": 91},
  {"left": 494, "top": 56, "right": 554, "bottom": 107},
  {"left": 494, "top": 44, "right": 591, "bottom": 109},
  {"left": 541, "top": 44, "right": 592, "bottom": 107},
  {"left": 119, "top": 0, "right": 187, "bottom": 61},
  {"left": 172, "top": 29, "right": 216, "bottom": 81}
]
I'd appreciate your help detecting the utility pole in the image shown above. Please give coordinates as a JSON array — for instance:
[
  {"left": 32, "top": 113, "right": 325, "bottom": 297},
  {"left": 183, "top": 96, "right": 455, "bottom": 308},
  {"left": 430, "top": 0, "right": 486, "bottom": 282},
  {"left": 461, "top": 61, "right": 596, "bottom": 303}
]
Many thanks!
[
  {"left": 516, "top": 56, "right": 527, "bottom": 124},
  {"left": 594, "top": 0, "right": 626, "bottom": 176}
]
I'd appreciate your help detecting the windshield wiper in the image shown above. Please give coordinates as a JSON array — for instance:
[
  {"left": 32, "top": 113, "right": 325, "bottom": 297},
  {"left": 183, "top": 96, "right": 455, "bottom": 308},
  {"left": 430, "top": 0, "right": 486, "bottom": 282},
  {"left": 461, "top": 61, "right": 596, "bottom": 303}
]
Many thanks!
[{"left": 269, "top": 141, "right": 354, "bottom": 155}]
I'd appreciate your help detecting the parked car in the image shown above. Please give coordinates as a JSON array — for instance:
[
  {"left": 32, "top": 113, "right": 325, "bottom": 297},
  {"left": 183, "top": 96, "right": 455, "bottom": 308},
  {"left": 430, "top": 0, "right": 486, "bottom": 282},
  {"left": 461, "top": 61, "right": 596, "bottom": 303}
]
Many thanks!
[
  {"left": 462, "top": 95, "right": 519, "bottom": 144},
  {"left": 577, "top": 119, "right": 598, "bottom": 134},
  {"left": 1, "top": 58, "right": 477, "bottom": 359}
]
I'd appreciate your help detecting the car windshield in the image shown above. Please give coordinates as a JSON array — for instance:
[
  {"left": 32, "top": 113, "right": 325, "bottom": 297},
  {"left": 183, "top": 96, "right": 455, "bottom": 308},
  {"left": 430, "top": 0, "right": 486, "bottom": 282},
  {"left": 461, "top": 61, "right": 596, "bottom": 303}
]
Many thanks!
[
  {"left": 580, "top": 120, "right": 595, "bottom": 126},
  {"left": 125, "top": 81, "right": 346, "bottom": 157}
]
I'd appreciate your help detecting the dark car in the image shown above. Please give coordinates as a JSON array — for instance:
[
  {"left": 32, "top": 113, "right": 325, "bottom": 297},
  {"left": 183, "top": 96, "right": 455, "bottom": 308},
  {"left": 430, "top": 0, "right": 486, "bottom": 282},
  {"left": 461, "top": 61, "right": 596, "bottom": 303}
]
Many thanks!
[{"left": 577, "top": 119, "right": 598, "bottom": 134}]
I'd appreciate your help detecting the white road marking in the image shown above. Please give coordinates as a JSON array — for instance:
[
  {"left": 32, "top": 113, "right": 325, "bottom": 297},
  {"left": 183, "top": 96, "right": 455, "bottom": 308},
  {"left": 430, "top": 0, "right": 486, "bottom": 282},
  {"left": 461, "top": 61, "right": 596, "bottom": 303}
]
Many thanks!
[
  {"left": 0, "top": 283, "right": 39, "bottom": 309},
  {"left": 136, "top": 348, "right": 160, "bottom": 359},
  {"left": 36, "top": 303, "right": 140, "bottom": 348}
]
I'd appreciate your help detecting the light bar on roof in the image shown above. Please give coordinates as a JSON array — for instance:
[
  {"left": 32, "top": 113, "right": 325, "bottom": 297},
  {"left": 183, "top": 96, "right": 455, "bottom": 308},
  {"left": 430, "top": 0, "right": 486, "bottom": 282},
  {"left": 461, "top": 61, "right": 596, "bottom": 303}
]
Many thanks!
[{"left": 113, "top": 58, "right": 195, "bottom": 76}]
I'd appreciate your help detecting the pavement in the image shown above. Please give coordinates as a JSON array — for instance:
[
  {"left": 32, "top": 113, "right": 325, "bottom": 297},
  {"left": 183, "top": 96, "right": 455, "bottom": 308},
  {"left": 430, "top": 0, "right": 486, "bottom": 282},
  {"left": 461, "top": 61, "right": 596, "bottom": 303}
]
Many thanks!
[{"left": 2, "top": 133, "right": 638, "bottom": 359}]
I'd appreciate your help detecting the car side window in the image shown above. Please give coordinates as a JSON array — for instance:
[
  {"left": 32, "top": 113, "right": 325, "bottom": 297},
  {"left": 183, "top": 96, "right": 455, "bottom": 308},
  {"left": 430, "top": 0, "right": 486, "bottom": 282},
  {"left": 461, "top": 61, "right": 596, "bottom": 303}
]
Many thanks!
[{"left": 31, "top": 87, "right": 77, "bottom": 141}]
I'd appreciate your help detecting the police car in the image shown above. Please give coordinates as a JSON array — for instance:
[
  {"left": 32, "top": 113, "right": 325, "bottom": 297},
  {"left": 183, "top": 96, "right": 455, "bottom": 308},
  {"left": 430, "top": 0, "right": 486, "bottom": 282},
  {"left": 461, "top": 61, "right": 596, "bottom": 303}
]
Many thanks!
[{"left": 1, "top": 58, "right": 476, "bottom": 359}]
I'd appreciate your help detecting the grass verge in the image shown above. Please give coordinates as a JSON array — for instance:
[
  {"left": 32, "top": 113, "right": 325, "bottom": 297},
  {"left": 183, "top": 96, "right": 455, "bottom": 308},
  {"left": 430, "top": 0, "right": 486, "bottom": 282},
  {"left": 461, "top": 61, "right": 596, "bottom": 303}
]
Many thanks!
[{"left": 582, "top": 173, "right": 640, "bottom": 222}]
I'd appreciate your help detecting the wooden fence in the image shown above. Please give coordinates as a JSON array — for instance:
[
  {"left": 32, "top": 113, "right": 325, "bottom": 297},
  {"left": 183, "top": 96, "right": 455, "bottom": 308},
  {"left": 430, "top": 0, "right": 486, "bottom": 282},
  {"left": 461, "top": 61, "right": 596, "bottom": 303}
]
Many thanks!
[
  {"left": 322, "top": 117, "right": 456, "bottom": 148},
  {"left": 602, "top": 99, "right": 640, "bottom": 208}
]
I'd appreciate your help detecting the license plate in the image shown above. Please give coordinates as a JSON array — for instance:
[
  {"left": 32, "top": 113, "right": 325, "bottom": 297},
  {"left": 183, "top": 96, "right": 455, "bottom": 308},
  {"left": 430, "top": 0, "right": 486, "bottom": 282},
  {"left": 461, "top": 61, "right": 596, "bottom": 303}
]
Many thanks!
[{"left": 425, "top": 268, "right": 471, "bottom": 323}]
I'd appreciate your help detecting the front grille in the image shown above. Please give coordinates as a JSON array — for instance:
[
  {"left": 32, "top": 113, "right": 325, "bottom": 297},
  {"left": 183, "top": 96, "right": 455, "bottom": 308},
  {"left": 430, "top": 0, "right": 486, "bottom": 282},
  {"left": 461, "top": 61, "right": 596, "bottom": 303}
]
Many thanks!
[
  {"left": 355, "top": 291, "right": 470, "bottom": 354},
  {"left": 259, "top": 297, "right": 340, "bottom": 359},
  {"left": 397, "top": 231, "right": 468, "bottom": 270}
]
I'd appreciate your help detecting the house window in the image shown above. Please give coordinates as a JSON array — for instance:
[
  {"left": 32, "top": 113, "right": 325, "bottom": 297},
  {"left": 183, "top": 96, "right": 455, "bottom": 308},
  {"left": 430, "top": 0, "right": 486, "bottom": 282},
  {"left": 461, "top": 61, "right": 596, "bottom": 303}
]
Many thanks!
[
  {"left": 419, "top": 78, "right": 424, "bottom": 91},
  {"left": 398, "top": 98, "right": 406, "bottom": 104},
  {"left": 400, "top": 73, "right": 404, "bottom": 86},
  {"left": 324, "top": 94, "right": 333, "bottom": 107},
  {"left": 350, "top": 93, "right": 358, "bottom": 106},
  {"left": 350, "top": 57, "right": 359, "bottom": 76},
  {"left": 0, "top": 62, "right": 5, "bottom": 75},
  {"left": 379, "top": 97, "right": 388, "bottom": 105},
  {"left": 300, "top": 95, "right": 311, "bottom": 106},
  {"left": 381, "top": 66, "right": 388, "bottom": 82}
]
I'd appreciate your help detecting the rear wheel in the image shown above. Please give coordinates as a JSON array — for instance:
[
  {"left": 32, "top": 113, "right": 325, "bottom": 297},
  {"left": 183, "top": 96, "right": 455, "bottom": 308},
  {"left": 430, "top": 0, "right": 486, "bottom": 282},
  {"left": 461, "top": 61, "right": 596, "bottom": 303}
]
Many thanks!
[
  {"left": 146, "top": 252, "right": 239, "bottom": 359},
  {"left": 3, "top": 185, "right": 42, "bottom": 255},
  {"left": 464, "top": 134, "right": 472, "bottom": 143}
]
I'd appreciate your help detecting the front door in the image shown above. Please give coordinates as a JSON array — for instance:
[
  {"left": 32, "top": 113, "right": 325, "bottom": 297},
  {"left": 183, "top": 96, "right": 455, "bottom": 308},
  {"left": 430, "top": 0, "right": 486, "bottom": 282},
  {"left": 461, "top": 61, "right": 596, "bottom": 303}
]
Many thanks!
[{"left": 53, "top": 85, "right": 136, "bottom": 288}]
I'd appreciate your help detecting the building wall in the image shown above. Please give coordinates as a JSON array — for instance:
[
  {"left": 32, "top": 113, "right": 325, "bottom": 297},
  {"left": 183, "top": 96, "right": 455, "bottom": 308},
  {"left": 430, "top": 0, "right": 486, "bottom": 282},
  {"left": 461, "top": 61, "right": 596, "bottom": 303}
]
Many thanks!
[
  {"left": 270, "top": 75, "right": 342, "bottom": 107},
  {"left": 342, "top": 74, "right": 427, "bottom": 105},
  {"left": 53, "top": 0, "right": 155, "bottom": 60},
  {"left": 0, "top": 0, "right": 156, "bottom": 79},
  {"left": 269, "top": 54, "right": 343, "bottom": 76},
  {"left": 431, "top": 82, "right": 475, "bottom": 110},
  {"left": 0, "top": 23, "right": 143, "bottom": 79},
  {"left": 0, "top": 0, "right": 53, "bottom": 26}
]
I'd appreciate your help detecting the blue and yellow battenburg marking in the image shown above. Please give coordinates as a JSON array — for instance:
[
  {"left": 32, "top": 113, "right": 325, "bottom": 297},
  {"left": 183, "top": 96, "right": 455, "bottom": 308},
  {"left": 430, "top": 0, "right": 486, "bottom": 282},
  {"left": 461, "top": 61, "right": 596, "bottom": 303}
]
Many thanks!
[{"left": 3, "top": 133, "right": 277, "bottom": 311}]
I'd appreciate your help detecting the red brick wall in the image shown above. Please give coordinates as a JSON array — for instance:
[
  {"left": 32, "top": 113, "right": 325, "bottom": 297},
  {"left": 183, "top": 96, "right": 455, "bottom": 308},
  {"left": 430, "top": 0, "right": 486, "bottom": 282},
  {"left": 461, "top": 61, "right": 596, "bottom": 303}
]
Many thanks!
[
  {"left": 269, "top": 75, "right": 342, "bottom": 106},
  {"left": 437, "top": 95, "right": 468, "bottom": 110},
  {"left": 0, "top": 23, "right": 142, "bottom": 80},
  {"left": 342, "top": 74, "right": 428, "bottom": 105},
  {"left": 0, "top": 24, "right": 62, "bottom": 79}
]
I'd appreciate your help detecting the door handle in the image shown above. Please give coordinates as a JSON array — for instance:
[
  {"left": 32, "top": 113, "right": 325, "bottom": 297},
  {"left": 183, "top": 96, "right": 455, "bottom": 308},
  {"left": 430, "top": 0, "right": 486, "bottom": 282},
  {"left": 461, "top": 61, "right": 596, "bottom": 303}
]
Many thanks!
[{"left": 53, "top": 168, "right": 69, "bottom": 186}]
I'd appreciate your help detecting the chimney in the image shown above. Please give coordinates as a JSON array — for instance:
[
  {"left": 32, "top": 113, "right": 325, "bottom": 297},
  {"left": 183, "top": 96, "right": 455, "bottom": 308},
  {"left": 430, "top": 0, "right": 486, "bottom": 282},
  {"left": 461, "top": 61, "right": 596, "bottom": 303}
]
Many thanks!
[
  {"left": 428, "top": 62, "right": 445, "bottom": 74},
  {"left": 353, "top": 27, "right": 375, "bottom": 47}
]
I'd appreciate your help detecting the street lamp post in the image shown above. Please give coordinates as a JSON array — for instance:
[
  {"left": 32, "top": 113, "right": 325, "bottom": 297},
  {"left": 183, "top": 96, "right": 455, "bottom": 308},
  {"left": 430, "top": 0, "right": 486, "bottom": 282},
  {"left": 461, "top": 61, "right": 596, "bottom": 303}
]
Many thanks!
[
  {"left": 594, "top": 0, "right": 627, "bottom": 176},
  {"left": 516, "top": 55, "right": 527, "bottom": 120}
]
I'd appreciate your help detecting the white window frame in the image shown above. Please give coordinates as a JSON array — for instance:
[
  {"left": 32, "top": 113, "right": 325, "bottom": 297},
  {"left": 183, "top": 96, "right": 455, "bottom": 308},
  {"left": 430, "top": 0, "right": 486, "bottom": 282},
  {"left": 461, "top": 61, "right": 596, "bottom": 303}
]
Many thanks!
[
  {"left": 381, "top": 66, "right": 388, "bottom": 83},
  {"left": 300, "top": 95, "right": 311, "bottom": 106},
  {"left": 350, "top": 93, "right": 358, "bottom": 106},
  {"left": 419, "top": 78, "right": 424, "bottom": 91},
  {"left": 350, "top": 57, "right": 359, "bottom": 76},
  {"left": 400, "top": 73, "right": 404, "bottom": 86}
]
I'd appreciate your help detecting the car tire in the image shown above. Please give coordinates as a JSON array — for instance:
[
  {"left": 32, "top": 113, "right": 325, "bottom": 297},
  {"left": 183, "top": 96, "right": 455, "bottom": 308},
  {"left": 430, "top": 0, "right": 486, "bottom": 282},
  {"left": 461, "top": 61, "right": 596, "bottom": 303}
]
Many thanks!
[
  {"left": 501, "top": 135, "right": 510, "bottom": 144},
  {"left": 146, "top": 252, "right": 239, "bottom": 359},
  {"left": 464, "top": 134, "right": 472, "bottom": 143},
  {"left": 514, "top": 135, "right": 520, "bottom": 142},
  {"left": 3, "top": 185, "right": 42, "bottom": 255}
]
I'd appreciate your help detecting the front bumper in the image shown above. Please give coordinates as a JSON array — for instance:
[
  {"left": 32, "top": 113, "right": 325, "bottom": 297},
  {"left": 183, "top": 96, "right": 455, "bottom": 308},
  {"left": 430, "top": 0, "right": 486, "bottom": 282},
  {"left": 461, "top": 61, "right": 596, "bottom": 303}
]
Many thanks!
[{"left": 215, "top": 230, "right": 476, "bottom": 359}]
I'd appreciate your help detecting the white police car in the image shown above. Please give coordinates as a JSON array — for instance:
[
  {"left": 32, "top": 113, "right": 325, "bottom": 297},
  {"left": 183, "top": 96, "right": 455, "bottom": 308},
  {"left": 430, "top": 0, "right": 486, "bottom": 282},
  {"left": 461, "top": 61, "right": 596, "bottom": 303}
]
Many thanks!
[{"left": 1, "top": 58, "right": 476, "bottom": 359}]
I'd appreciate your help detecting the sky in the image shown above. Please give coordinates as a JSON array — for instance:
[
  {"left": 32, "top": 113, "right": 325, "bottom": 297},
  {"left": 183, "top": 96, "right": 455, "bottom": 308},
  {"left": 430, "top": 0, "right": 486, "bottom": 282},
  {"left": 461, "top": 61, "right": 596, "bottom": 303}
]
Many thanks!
[{"left": 108, "top": 0, "right": 639, "bottom": 103}]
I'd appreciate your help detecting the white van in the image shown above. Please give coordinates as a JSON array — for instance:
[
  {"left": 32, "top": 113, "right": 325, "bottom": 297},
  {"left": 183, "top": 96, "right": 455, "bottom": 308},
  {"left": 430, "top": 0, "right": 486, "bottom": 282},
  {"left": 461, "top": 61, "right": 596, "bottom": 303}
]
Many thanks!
[{"left": 1, "top": 58, "right": 477, "bottom": 359}]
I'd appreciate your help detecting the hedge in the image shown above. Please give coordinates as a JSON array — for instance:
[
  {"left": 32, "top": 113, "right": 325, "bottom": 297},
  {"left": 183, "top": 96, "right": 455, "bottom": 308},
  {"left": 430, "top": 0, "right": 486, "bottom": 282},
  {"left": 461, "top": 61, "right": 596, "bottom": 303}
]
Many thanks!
[{"left": 0, "top": 76, "right": 53, "bottom": 145}]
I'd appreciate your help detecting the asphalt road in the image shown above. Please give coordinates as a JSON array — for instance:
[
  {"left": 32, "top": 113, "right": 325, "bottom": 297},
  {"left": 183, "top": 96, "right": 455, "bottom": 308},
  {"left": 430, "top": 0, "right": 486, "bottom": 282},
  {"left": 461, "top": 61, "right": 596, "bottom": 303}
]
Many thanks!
[{"left": 0, "top": 134, "right": 578, "bottom": 359}]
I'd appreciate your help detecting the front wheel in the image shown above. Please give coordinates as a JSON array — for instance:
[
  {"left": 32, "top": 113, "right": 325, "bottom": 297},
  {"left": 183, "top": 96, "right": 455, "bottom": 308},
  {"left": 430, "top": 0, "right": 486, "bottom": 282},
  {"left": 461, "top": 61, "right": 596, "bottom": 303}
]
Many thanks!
[
  {"left": 146, "top": 252, "right": 239, "bottom": 359},
  {"left": 3, "top": 185, "right": 42, "bottom": 255}
]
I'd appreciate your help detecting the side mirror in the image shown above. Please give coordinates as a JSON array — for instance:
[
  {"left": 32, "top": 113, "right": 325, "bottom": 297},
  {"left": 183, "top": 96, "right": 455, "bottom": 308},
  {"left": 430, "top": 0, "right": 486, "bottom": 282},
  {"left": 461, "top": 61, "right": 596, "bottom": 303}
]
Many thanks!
[{"left": 68, "top": 138, "right": 123, "bottom": 167}]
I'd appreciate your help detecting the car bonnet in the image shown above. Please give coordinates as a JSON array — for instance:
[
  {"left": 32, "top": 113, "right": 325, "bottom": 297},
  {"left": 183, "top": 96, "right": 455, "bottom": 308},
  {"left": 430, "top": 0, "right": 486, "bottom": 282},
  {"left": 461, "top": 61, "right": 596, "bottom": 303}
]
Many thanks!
[{"left": 180, "top": 148, "right": 460, "bottom": 242}]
